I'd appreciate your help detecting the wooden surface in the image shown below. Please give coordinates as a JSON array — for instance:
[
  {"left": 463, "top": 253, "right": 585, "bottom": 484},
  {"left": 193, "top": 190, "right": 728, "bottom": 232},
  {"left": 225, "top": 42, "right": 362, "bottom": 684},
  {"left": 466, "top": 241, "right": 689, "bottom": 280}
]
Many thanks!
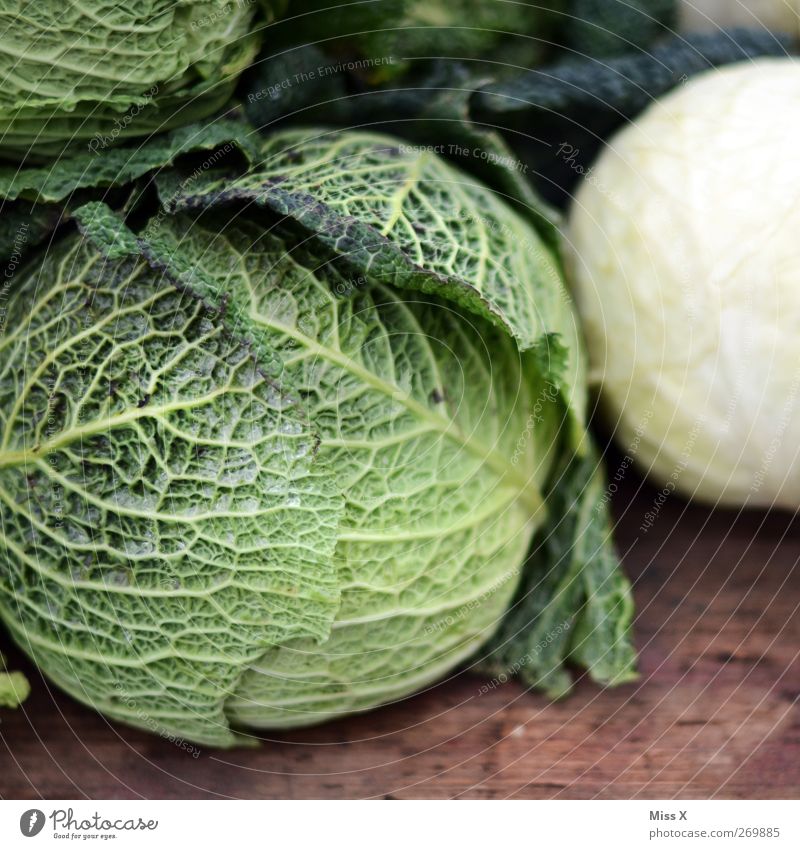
[{"left": 2, "top": 470, "right": 799, "bottom": 800}]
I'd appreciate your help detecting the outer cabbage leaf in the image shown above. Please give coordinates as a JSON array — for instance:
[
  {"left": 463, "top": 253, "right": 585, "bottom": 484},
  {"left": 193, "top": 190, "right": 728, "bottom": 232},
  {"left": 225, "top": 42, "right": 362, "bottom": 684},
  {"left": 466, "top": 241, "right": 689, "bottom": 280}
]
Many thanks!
[
  {"left": 0, "top": 121, "right": 258, "bottom": 269},
  {"left": 241, "top": 58, "right": 564, "bottom": 253},
  {"left": 0, "top": 1, "right": 263, "bottom": 156},
  {"left": 479, "top": 449, "right": 637, "bottom": 697},
  {"left": 0, "top": 121, "right": 259, "bottom": 205},
  {"left": 0, "top": 201, "right": 61, "bottom": 272},
  {"left": 160, "top": 128, "right": 587, "bottom": 425},
  {"left": 0, "top": 206, "right": 343, "bottom": 745}
]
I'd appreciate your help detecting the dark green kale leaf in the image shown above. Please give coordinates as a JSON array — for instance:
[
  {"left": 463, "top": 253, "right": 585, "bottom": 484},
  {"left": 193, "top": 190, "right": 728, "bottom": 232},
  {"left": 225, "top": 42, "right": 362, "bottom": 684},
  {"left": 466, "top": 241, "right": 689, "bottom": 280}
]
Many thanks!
[
  {"left": 474, "top": 28, "right": 794, "bottom": 205},
  {"left": 563, "top": 0, "right": 676, "bottom": 58}
]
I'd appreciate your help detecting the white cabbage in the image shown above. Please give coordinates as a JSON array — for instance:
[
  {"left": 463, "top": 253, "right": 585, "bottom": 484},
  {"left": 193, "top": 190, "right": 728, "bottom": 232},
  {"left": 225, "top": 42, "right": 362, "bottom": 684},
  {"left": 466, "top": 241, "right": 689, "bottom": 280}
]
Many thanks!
[{"left": 567, "top": 59, "right": 800, "bottom": 508}]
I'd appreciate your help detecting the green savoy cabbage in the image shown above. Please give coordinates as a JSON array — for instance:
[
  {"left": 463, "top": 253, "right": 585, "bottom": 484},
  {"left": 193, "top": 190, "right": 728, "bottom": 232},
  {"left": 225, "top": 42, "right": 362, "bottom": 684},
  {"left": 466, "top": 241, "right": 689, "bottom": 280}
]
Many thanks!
[
  {"left": 0, "top": 128, "right": 635, "bottom": 745},
  {"left": 0, "top": 1, "right": 271, "bottom": 157}
]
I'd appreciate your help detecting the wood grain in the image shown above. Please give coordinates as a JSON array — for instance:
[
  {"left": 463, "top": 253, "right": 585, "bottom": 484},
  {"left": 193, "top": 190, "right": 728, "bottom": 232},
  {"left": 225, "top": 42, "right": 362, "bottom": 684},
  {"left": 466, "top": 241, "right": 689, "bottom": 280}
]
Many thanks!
[{"left": 2, "top": 470, "right": 799, "bottom": 800}]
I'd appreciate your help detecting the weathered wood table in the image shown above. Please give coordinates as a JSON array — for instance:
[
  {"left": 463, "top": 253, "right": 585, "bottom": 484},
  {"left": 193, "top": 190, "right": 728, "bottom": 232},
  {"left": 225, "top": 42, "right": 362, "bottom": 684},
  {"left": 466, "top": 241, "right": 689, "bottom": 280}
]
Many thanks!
[{"left": 2, "top": 472, "right": 799, "bottom": 799}]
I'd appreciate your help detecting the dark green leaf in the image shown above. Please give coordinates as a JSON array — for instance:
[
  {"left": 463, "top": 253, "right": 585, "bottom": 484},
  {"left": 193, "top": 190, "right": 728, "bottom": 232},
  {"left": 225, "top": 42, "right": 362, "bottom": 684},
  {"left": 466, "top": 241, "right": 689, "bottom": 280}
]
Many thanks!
[
  {"left": 0, "top": 121, "right": 259, "bottom": 205},
  {"left": 563, "top": 0, "right": 676, "bottom": 59},
  {"left": 474, "top": 28, "right": 794, "bottom": 206},
  {"left": 479, "top": 448, "right": 637, "bottom": 697}
]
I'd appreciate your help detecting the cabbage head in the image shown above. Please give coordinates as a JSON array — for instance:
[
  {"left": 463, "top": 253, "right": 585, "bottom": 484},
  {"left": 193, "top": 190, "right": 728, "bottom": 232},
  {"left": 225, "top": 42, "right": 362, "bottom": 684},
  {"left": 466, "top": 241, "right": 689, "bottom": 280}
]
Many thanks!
[
  {"left": 0, "top": 1, "right": 268, "bottom": 157},
  {"left": 0, "top": 128, "right": 635, "bottom": 745},
  {"left": 567, "top": 60, "right": 800, "bottom": 509}
]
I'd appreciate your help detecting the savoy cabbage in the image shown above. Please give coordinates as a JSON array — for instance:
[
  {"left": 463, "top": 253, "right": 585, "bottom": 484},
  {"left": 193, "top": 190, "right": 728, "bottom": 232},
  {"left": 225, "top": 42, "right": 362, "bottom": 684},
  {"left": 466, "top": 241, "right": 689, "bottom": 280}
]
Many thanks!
[
  {"left": 0, "top": 1, "right": 273, "bottom": 156},
  {"left": 0, "top": 126, "right": 635, "bottom": 745}
]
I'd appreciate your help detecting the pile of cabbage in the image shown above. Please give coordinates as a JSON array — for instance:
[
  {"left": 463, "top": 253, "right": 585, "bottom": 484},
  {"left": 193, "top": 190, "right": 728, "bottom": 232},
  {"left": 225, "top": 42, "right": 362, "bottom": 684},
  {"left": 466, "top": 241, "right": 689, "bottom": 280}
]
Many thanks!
[{"left": 0, "top": 0, "right": 794, "bottom": 747}]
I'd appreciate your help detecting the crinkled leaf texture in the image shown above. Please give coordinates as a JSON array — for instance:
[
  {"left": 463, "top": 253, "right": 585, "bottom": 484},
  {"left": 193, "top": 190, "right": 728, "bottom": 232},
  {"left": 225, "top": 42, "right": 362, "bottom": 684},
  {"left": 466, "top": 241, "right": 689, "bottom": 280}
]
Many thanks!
[
  {"left": 0, "top": 213, "right": 343, "bottom": 745},
  {"left": 0, "top": 121, "right": 260, "bottom": 205},
  {"left": 0, "top": 120, "right": 259, "bottom": 270},
  {"left": 160, "top": 128, "right": 587, "bottom": 426},
  {"left": 0, "top": 129, "right": 635, "bottom": 742},
  {"left": 0, "top": 1, "right": 265, "bottom": 156}
]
